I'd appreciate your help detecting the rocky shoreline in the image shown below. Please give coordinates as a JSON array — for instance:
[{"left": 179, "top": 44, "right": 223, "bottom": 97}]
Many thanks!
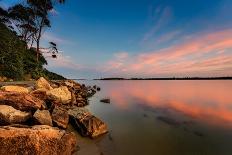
[{"left": 0, "top": 77, "right": 108, "bottom": 155}]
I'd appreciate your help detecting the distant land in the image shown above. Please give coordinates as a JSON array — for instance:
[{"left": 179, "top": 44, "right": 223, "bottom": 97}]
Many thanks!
[{"left": 95, "top": 77, "right": 232, "bottom": 80}]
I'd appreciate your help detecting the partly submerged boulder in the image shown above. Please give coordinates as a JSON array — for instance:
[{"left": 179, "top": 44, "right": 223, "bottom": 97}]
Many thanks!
[
  {"left": 0, "top": 125, "right": 77, "bottom": 155},
  {"left": 52, "top": 106, "right": 69, "bottom": 129},
  {"left": 0, "top": 91, "right": 45, "bottom": 111},
  {"left": 35, "top": 77, "right": 53, "bottom": 90},
  {"left": 1, "top": 85, "right": 29, "bottom": 93},
  {"left": 68, "top": 107, "right": 108, "bottom": 138},
  {"left": 100, "top": 98, "right": 110, "bottom": 104},
  {"left": 33, "top": 110, "right": 52, "bottom": 126},
  {"left": 47, "top": 86, "right": 71, "bottom": 104},
  {"left": 0, "top": 105, "right": 31, "bottom": 125}
]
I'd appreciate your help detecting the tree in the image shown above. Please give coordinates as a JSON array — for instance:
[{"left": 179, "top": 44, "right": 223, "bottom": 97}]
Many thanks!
[
  {"left": 8, "top": 4, "right": 36, "bottom": 45},
  {"left": 0, "top": 7, "right": 9, "bottom": 24},
  {"left": 27, "top": 0, "right": 65, "bottom": 62}
]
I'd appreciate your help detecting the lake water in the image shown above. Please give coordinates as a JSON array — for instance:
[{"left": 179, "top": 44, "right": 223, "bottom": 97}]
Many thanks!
[{"left": 77, "top": 80, "right": 232, "bottom": 155}]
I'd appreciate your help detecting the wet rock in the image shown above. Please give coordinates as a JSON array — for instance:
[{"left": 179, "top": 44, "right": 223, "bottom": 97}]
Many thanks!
[
  {"left": 33, "top": 110, "right": 52, "bottom": 126},
  {"left": 0, "top": 105, "right": 31, "bottom": 125},
  {"left": 100, "top": 98, "right": 110, "bottom": 104},
  {"left": 52, "top": 106, "right": 69, "bottom": 129},
  {"left": 0, "top": 125, "right": 77, "bottom": 155},
  {"left": 1, "top": 85, "right": 29, "bottom": 93},
  {"left": 47, "top": 86, "right": 71, "bottom": 104},
  {"left": 68, "top": 107, "right": 108, "bottom": 138},
  {"left": 35, "top": 77, "right": 53, "bottom": 90},
  {"left": 0, "top": 91, "right": 45, "bottom": 111}
]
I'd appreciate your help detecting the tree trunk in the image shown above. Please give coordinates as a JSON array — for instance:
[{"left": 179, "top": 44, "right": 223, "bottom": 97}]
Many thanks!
[
  {"left": 36, "top": 22, "right": 43, "bottom": 62},
  {"left": 36, "top": 38, "right": 40, "bottom": 62}
]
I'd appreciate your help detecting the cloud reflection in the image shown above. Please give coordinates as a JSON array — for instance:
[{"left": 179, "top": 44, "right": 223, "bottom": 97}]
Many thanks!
[{"left": 106, "top": 81, "right": 232, "bottom": 127}]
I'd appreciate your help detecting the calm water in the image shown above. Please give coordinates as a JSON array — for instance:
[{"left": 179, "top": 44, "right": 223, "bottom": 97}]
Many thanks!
[{"left": 77, "top": 80, "right": 232, "bottom": 155}]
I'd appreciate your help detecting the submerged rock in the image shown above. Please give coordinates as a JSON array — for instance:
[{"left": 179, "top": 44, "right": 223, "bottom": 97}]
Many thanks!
[
  {"left": 100, "top": 98, "right": 110, "bottom": 104},
  {"left": 96, "top": 87, "right": 101, "bottom": 91},
  {"left": 0, "top": 105, "right": 31, "bottom": 125},
  {"left": 0, "top": 125, "right": 77, "bottom": 155},
  {"left": 47, "top": 86, "right": 71, "bottom": 104},
  {"left": 1, "top": 85, "right": 29, "bottom": 93},
  {"left": 157, "top": 116, "right": 180, "bottom": 127},
  {"left": 33, "top": 110, "right": 52, "bottom": 126},
  {"left": 35, "top": 77, "right": 53, "bottom": 90},
  {"left": 68, "top": 107, "right": 108, "bottom": 138},
  {"left": 52, "top": 106, "right": 69, "bottom": 129},
  {"left": 0, "top": 91, "right": 44, "bottom": 111}
]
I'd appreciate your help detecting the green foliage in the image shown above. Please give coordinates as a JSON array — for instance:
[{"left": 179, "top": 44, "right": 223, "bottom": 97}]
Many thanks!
[
  {"left": 0, "top": 23, "right": 65, "bottom": 80},
  {"left": 0, "top": 22, "right": 25, "bottom": 79}
]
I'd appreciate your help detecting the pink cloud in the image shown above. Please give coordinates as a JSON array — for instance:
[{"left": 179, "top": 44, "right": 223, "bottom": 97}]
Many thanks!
[
  {"left": 104, "top": 28, "right": 232, "bottom": 77},
  {"left": 114, "top": 52, "right": 129, "bottom": 59}
]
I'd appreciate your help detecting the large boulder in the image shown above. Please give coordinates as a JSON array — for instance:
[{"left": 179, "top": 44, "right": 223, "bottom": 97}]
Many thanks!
[
  {"left": 33, "top": 110, "right": 53, "bottom": 126},
  {"left": 0, "top": 91, "right": 45, "bottom": 111},
  {"left": 0, "top": 105, "right": 31, "bottom": 125},
  {"left": 52, "top": 106, "right": 69, "bottom": 129},
  {"left": 1, "top": 85, "right": 29, "bottom": 93},
  {"left": 35, "top": 77, "right": 53, "bottom": 90},
  {"left": 0, "top": 125, "right": 77, "bottom": 155},
  {"left": 68, "top": 107, "right": 108, "bottom": 138},
  {"left": 47, "top": 86, "right": 71, "bottom": 104},
  {"left": 30, "top": 88, "right": 48, "bottom": 101}
]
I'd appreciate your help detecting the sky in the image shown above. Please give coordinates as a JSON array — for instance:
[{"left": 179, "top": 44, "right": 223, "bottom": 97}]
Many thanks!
[{"left": 1, "top": 0, "right": 232, "bottom": 79}]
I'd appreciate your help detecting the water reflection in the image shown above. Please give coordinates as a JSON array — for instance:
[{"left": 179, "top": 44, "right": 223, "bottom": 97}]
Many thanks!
[
  {"left": 105, "top": 80, "right": 232, "bottom": 127},
  {"left": 79, "top": 80, "right": 232, "bottom": 155}
]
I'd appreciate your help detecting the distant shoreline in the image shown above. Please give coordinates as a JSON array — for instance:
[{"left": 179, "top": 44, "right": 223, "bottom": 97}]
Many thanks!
[{"left": 94, "top": 77, "right": 232, "bottom": 80}]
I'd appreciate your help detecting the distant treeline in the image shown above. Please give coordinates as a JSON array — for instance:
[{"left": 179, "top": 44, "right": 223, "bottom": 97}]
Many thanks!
[{"left": 96, "top": 77, "right": 232, "bottom": 80}]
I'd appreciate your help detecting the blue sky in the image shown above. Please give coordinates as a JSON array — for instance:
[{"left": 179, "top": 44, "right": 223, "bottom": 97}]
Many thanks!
[{"left": 1, "top": 0, "right": 232, "bottom": 79}]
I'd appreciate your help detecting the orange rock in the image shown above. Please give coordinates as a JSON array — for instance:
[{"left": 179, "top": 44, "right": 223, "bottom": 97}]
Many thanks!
[{"left": 0, "top": 125, "right": 77, "bottom": 155}]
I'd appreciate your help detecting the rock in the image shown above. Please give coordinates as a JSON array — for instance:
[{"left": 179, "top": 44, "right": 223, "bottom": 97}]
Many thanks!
[
  {"left": 47, "top": 86, "right": 71, "bottom": 104},
  {"left": 0, "top": 105, "right": 31, "bottom": 125},
  {"left": 0, "top": 76, "right": 7, "bottom": 82},
  {"left": 70, "top": 90, "right": 77, "bottom": 105},
  {"left": 68, "top": 107, "right": 108, "bottom": 138},
  {"left": 0, "top": 125, "right": 77, "bottom": 155},
  {"left": 0, "top": 91, "right": 45, "bottom": 111},
  {"left": 1, "top": 85, "right": 29, "bottom": 93},
  {"left": 52, "top": 106, "right": 69, "bottom": 129},
  {"left": 35, "top": 77, "right": 53, "bottom": 90},
  {"left": 100, "top": 98, "right": 110, "bottom": 104},
  {"left": 64, "top": 81, "right": 74, "bottom": 87},
  {"left": 33, "top": 110, "right": 52, "bottom": 126},
  {"left": 30, "top": 88, "right": 48, "bottom": 101},
  {"left": 96, "top": 87, "right": 101, "bottom": 91}
]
